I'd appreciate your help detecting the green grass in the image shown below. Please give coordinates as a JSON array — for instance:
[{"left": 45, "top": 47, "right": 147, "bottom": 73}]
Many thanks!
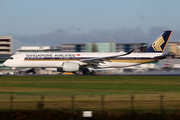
[
  {"left": 1, "top": 76, "right": 180, "bottom": 81},
  {"left": 0, "top": 76, "right": 180, "bottom": 95},
  {"left": 0, "top": 82, "right": 179, "bottom": 92},
  {"left": 1, "top": 76, "right": 180, "bottom": 110}
]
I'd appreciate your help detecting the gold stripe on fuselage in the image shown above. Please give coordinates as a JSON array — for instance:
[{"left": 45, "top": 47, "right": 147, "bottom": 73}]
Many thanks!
[{"left": 110, "top": 59, "right": 156, "bottom": 63}]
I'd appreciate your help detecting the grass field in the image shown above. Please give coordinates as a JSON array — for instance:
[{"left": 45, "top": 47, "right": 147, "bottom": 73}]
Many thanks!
[
  {"left": 0, "top": 76, "right": 180, "bottom": 95},
  {"left": 0, "top": 76, "right": 180, "bottom": 110}
]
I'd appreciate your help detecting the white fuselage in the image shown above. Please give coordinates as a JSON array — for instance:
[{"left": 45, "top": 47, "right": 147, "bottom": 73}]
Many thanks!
[{"left": 3, "top": 52, "right": 162, "bottom": 68}]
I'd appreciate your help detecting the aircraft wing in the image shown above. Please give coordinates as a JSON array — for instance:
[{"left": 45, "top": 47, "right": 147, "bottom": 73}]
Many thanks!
[{"left": 80, "top": 48, "right": 136, "bottom": 65}]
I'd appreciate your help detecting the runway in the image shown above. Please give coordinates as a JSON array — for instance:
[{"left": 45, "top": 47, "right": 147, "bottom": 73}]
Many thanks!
[{"left": 1, "top": 71, "right": 180, "bottom": 76}]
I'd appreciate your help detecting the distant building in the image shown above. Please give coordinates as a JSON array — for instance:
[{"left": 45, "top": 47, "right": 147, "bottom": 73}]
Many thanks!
[
  {"left": 16, "top": 43, "right": 147, "bottom": 53},
  {"left": 86, "top": 43, "right": 116, "bottom": 52},
  {"left": 116, "top": 43, "right": 147, "bottom": 52},
  {"left": 61, "top": 44, "right": 86, "bottom": 52},
  {"left": 0, "top": 36, "right": 12, "bottom": 55},
  {"left": 167, "top": 42, "right": 180, "bottom": 58},
  {"left": 0, "top": 36, "right": 12, "bottom": 70},
  {"left": 61, "top": 43, "right": 147, "bottom": 52},
  {"left": 16, "top": 46, "right": 61, "bottom": 54}
]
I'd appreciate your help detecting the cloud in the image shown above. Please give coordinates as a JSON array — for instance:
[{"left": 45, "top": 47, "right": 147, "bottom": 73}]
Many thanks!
[{"left": 13, "top": 26, "right": 179, "bottom": 53}]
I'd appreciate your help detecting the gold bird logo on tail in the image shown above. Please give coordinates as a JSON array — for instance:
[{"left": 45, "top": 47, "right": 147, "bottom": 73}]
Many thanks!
[{"left": 152, "top": 36, "right": 164, "bottom": 51}]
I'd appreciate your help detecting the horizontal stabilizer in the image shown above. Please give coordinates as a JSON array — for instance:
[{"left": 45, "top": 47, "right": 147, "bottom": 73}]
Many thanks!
[{"left": 154, "top": 53, "right": 175, "bottom": 59}]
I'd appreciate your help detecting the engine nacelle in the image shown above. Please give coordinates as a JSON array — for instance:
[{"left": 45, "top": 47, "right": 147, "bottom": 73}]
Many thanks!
[{"left": 57, "top": 62, "right": 79, "bottom": 72}]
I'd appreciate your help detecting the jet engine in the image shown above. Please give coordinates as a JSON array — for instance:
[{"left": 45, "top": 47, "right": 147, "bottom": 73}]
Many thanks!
[{"left": 57, "top": 62, "right": 79, "bottom": 72}]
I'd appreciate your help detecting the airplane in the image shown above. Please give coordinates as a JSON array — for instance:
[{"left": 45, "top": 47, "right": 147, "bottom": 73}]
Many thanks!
[
  {"left": 3, "top": 30, "right": 173, "bottom": 75},
  {"left": 162, "top": 56, "right": 172, "bottom": 69}
]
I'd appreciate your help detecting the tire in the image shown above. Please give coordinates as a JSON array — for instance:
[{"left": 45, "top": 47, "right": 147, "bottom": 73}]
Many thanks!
[
  {"left": 14, "top": 71, "right": 18, "bottom": 75},
  {"left": 91, "top": 71, "right": 95, "bottom": 75}
]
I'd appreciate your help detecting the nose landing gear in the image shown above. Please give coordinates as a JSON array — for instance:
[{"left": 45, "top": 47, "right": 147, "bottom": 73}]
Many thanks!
[
  {"left": 12, "top": 68, "right": 18, "bottom": 75},
  {"left": 14, "top": 71, "right": 18, "bottom": 75}
]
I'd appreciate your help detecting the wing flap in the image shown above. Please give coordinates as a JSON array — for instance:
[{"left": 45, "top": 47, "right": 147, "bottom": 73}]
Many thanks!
[{"left": 80, "top": 48, "right": 135, "bottom": 65}]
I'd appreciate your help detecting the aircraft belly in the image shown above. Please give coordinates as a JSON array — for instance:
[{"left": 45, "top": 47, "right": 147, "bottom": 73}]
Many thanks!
[
  {"left": 111, "top": 62, "right": 137, "bottom": 67},
  {"left": 98, "top": 62, "right": 138, "bottom": 68}
]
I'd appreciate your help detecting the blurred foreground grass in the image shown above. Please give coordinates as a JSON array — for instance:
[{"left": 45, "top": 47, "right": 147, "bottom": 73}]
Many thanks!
[
  {"left": 0, "top": 76, "right": 180, "bottom": 110},
  {"left": 0, "top": 76, "right": 180, "bottom": 95}
]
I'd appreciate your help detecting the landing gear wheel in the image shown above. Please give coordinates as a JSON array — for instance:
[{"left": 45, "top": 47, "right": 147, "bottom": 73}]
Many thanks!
[
  {"left": 14, "top": 71, "right": 18, "bottom": 75},
  {"left": 86, "top": 71, "right": 90, "bottom": 74},
  {"left": 91, "top": 71, "right": 95, "bottom": 75}
]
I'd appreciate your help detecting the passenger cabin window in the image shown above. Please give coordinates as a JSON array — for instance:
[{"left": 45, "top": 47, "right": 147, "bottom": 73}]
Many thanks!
[{"left": 9, "top": 57, "right": 13, "bottom": 60}]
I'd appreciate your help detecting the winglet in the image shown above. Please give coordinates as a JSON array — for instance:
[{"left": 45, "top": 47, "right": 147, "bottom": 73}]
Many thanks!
[
  {"left": 145, "top": 30, "right": 173, "bottom": 53},
  {"left": 120, "top": 48, "right": 136, "bottom": 56},
  {"left": 127, "top": 48, "right": 136, "bottom": 54}
]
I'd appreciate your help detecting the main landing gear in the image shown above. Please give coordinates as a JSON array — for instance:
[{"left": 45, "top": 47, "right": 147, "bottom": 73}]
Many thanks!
[
  {"left": 82, "top": 69, "right": 96, "bottom": 75},
  {"left": 91, "top": 71, "right": 95, "bottom": 75}
]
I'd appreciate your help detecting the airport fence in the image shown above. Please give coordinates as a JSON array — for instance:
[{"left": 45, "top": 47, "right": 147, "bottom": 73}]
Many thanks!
[
  {"left": 0, "top": 94, "right": 180, "bottom": 120},
  {"left": 1, "top": 94, "right": 180, "bottom": 111}
]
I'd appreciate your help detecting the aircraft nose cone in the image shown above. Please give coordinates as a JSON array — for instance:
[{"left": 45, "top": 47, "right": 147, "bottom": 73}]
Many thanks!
[{"left": 3, "top": 61, "right": 8, "bottom": 66}]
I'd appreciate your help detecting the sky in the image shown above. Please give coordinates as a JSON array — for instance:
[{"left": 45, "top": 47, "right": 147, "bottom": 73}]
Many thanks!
[{"left": 1, "top": 0, "right": 180, "bottom": 53}]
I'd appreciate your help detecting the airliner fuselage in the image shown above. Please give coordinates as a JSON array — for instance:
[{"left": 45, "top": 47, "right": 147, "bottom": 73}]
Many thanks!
[{"left": 4, "top": 52, "right": 162, "bottom": 68}]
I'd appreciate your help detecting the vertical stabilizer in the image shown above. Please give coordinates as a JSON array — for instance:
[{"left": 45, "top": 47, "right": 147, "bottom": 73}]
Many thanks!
[{"left": 145, "top": 31, "right": 173, "bottom": 53}]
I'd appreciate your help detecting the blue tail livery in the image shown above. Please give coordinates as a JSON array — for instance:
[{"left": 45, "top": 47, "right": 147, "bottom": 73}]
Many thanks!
[{"left": 145, "top": 30, "right": 173, "bottom": 53}]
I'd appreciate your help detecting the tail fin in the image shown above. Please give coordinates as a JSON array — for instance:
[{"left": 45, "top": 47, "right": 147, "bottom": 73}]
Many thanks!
[{"left": 145, "top": 30, "right": 173, "bottom": 53}]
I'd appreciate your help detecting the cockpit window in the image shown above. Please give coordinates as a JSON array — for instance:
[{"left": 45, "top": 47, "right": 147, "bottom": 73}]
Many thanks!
[{"left": 9, "top": 57, "right": 13, "bottom": 60}]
